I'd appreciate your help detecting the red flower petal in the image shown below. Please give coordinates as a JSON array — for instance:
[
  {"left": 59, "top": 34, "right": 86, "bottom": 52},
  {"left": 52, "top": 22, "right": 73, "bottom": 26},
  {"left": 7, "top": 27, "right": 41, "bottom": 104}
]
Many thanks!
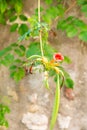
[{"left": 53, "top": 53, "right": 64, "bottom": 61}]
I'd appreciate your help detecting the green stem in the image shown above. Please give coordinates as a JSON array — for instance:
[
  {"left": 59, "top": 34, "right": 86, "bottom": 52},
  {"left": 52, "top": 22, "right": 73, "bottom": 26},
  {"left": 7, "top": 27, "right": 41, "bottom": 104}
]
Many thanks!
[
  {"left": 38, "top": 0, "right": 44, "bottom": 57},
  {"left": 27, "top": 55, "right": 41, "bottom": 60},
  {"left": 50, "top": 74, "right": 60, "bottom": 130}
]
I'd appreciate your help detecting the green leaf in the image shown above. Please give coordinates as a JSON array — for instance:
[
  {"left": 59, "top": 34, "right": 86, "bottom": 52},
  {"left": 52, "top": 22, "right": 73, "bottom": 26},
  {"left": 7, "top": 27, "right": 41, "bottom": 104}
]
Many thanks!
[
  {"left": 64, "top": 56, "right": 72, "bottom": 64},
  {"left": 44, "top": 43, "right": 56, "bottom": 60},
  {"left": 13, "top": 68, "right": 25, "bottom": 82},
  {"left": 50, "top": 74, "right": 60, "bottom": 130},
  {"left": 60, "top": 68, "right": 74, "bottom": 88},
  {"left": 81, "top": 4, "right": 87, "bottom": 12},
  {"left": 35, "top": 7, "right": 44, "bottom": 15},
  {"left": 74, "top": 19, "right": 86, "bottom": 28},
  {"left": 19, "top": 45, "right": 26, "bottom": 52},
  {"left": 0, "top": 104, "right": 10, "bottom": 128},
  {"left": 66, "top": 25, "right": 78, "bottom": 37},
  {"left": 14, "top": 48, "right": 24, "bottom": 57},
  {"left": 0, "top": 46, "right": 12, "bottom": 57},
  {"left": 10, "top": 71, "right": 16, "bottom": 78},
  {"left": 45, "top": 0, "right": 52, "bottom": 4},
  {"left": 14, "top": 59, "right": 22, "bottom": 64},
  {"left": 9, "top": 65, "right": 17, "bottom": 70},
  {"left": 18, "top": 24, "right": 29, "bottom": 35},
  {"left": 26, "top": 42, "right": 41, "bottom": 57},
  {"left": 79, "top": 31, "right": 87, "bottom": 42},
  {"left": 14, "top": 0, "right": 23, "bottom": 14},
  {"left": 47, "top": 6, "right": 59, "bottom": 18},
  {"left": 77, "top": 0, "right": 87, "bottom": 5},
  {"left": 19, "top": 14, "right": 28, "bottom": 21},
  {"left": 57, "top": 4, "right": 65, "bottom": 16},
  {"left": 57, "top": 0, "right": 62, "bottom": 2},
  {"left": 3, "top": 120, "right": 9, "bottom": 127},
  {"left": 65, "top": 78, "right": 74, "bottom": 88},
  {"left": 0, "top": 13, "right": 6, "bottom": 24},
  {"left": 1, "top": 54, "right": 14, "bottom": 66},
  {"left": 57, "top": 20, "right": 68, "bottom": 30},
  {"left": 11, "top": 43, "right": 18, "bottom": 47},
  {"left": 9, "top": 15, "right": 17, "bottom": 22},
  {"left": 10, "top": 23, "right": 18, "bottom": 32},
  {"left": 49, "top": 70, "right": 56, "bottom": 77},
  {"left": 43, "top": 6, "right": 62, "bottom": 23},
  {"left": 6, "top": 8, "right": 15, "bottom": 17},
  {"left": 18, "top": 29, "right": 31, "bottom": 42},
  {"left": 0, "top": 0, "right": 7, "bottom": 13}
]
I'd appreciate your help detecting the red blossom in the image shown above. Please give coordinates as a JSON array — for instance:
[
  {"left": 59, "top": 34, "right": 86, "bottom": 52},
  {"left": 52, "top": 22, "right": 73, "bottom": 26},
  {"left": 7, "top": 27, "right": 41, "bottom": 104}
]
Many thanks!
[{"left": 53, "top": 53, "right": 64, "bottom": 62}]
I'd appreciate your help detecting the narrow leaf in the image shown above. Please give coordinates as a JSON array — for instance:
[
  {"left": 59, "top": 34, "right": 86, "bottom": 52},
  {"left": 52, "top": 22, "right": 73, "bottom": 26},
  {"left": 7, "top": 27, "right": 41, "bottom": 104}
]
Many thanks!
[
  {"left": 19, "top": 14, "right": 28, "bottom": 21},
  {"left": 13, "top": 68, "right": 25, "bottom": 82},
  {"left": 10, "top": 23, "right": 18, "bottom": 32},
  {"left": 14, "top": 0, "right": 23, "bottom": 14},
  {"left": 0, "top": 0, "right": 7, "bottom": 13},
  {"left": 9, "top": 15, "right": 17, "bottom": 22},
  {"left": 18, "top": 24, "right": 29, "bottom": 35},
  {"left": 65, "top": 77, "right": 74, "bottom": 88}
]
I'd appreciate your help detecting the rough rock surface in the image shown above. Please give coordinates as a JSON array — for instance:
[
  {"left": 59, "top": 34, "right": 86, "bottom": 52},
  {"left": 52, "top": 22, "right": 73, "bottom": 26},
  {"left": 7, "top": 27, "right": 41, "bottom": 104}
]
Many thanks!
[{"left": 22, "top": 113, "right": 48, "bottom": 130}]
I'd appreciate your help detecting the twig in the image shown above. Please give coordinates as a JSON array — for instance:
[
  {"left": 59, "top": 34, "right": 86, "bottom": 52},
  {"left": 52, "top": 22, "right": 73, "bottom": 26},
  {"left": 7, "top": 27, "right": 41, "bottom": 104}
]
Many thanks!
[
  {"left": 38, "top": 0, "right": 44, "bottom": 57},
  {"left": 65, "top": 1, "right": 77, "bottom": 14}
]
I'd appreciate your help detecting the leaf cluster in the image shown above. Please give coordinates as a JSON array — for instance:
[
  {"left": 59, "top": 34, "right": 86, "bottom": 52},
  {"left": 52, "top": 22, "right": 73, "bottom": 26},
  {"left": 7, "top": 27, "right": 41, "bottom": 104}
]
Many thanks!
[
  {"left": 77, "top": 0, "right": 87, "bottom": 16},
  {"left": 57, "top": 16, "right": 87, "bottom": 41},
  {"left": 0, "top": 104, "right": 10, "bottom": 127},
  {"left": 0, "top": 0, "right": 23, "bottom": 24}
]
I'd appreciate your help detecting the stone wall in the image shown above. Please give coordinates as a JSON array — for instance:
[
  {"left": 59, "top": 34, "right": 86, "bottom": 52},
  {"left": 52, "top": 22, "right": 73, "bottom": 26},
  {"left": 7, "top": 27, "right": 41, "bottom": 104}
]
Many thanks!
[{"left": 0, "top": 0, "right": 87, "bottom": 130}]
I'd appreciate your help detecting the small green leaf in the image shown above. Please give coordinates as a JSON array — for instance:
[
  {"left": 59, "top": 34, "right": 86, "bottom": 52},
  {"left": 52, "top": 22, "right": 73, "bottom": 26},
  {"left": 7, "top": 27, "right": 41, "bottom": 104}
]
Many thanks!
[
  {"left": 14, "top": 48, "right": 24, "bottom": 57},
  {"left": 18, "top": 24, "right": 29, "bottom": 35},
  {"left": 65, "top": 78, "right": 74, "bottom": 88},
  {"left": 81, "top": 4, "right": 87, "bottom": 13},
  {"left": 57, "top": 20, "right": 68, "bottom": 30},
  {"left": 74, "top": 19, "right": 86, "bottom": 28},
  {"left": 10, "top": 23, "right": 18, "bottom": 32},
  {"left": 0, "top": 104, "right": 10, "bottom": 127},
  {"left": 10, "top": 71, "right": 15, "bottom": 78},
  {"left": 11, "top": 43, "right": 18, "bottom": 47},
  {"left": 66, "top": 25, "right": 78, "bottom": 37},
  {"left": 2, "top": 54, "right": 14, "bottom": 66},
  {"left": 79, "top": 31, "right": 87, "bottom": 42},
  {"left": 13, "top": 68, "right": 25, "bottom": 82},
  {"left": 9, "top": 65, "right": 17, "bottom": 70},
  {"left": 6, "top": 8, "right": 15, "bottom": 17},
  {"left": 14, "top": 59, "right": 22, "bottom": 63},
  {"left": 64, "top": 56, "right": 72, "bottom": 64},
  {"left": 26, "top": 42, "right": 41, "bottom": 58},
  {"left": 77, "top": 0, "right": 87, "bottom": 5},
  {"left": 49, "top": 70, "right": 56, "bottom": 77},
  {"left": 19, "top": 14, "right": 28, "bottom": 21},
  {"left": 14, "top": 0, "right": 23, "bottom": 14},
  {"left": 9, "top": 15, "right": 17, "bottom": 22},
  {"left": 0, "top": 13, "right": 6, "bottom": 24},
  {"left": 19, "top": 45, "right": 26, "bottom": 52},
  {"left": 0, "top": 0, "right": 7, "bottom": 13},
  {"left": 57, "top": 4, "right": 65, "bottom": 16},
  {"left": 45, "top": 0, "right": 52, "bottom": 4},
  {"left": 44, "top": 43, "right": 56, "bottom": 60},
  {"left": 3, "top": 120, "right": 9, "bottom": 127},
  {"left": 0, "top": 46, "right": 12, "bottom": 57}
]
